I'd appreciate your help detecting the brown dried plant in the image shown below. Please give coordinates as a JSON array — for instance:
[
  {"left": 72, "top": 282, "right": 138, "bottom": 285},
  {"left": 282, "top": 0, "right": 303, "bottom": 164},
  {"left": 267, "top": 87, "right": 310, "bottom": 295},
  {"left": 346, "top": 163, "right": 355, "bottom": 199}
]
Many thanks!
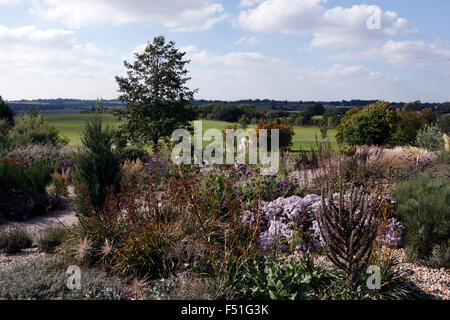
[{"left": 314, "top": 185, "right": 379, "bottom": 292}]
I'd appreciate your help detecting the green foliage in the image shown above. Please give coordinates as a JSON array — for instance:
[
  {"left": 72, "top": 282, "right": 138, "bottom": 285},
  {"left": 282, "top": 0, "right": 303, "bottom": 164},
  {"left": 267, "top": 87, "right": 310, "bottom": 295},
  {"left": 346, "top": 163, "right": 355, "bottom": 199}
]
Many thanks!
[
  {"left": 393, "top": 175, "right": 449, "bottom": 266},
  {"left": 437, "top": 114, "right": 450, "bottom": 134},
  {"left": 391, "top": 111, "right": 426, "bottom": 145},
  {"left": 295, "top": 110, "right": 313, "bottom": 126},
  {"left": 0, "top": 158, "right": 53, "bottom": 202},
  {"left": 336, "top": 101, "right": 399, "bottom": 146},
  {"left": 9, "top": 107, "right": 68, "bottom": 147},
  {"left": 115, "top": 36, "right": 198, "bottom": 146},
  {"left": 0, "top": 255, "right": 127, "bottom": 300},
  {"left": 0, "top": 96, "right": 14, "bottom": 129},
  {"left": 38, "top": 228, "right": 69, "bottom": 253},
  {"left": 415, "top": 124, "right": 444, "bottom": 152},
  {"left": 231, "top": 256, "right": 326, "bottom": 300},
  {"left": 0, "top": 228, "right": 33, "bottom": 254},
  {"left": 74, "top": 115, "right": 122, "bottom": 215}
]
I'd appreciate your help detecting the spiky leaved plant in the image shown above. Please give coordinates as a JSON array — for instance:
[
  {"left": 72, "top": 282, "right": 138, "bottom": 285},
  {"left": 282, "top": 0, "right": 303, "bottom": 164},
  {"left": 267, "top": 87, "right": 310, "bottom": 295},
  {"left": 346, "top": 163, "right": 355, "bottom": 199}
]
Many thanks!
[{"left": 314, "top": 184, "right": 379, "bottom": 294}]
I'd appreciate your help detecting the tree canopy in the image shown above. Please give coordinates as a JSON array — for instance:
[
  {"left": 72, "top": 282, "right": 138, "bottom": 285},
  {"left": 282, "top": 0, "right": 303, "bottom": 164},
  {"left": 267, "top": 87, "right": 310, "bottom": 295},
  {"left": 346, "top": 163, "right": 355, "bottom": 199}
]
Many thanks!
[{"left": 115, "top": 36, "right": 198, "bottom": 146}]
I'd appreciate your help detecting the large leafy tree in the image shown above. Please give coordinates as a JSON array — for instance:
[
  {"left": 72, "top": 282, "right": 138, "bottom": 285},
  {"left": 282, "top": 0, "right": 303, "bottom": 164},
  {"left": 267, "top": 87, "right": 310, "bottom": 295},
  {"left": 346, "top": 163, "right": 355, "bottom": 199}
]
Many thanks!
[
  {"left": 336, "top": 101, "right": 399, "bottom": 146},
  {"left": 115, "top": 36, "right": 198, "bottom": 146}
]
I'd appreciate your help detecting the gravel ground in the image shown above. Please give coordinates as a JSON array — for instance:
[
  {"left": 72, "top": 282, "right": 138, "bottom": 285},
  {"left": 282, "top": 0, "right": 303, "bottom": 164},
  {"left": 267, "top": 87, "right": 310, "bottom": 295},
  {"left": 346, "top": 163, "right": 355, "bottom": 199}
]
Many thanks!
[
  {"left": 392, "top": 249, "right": 449, "bottom": 300},
  {"left": 0, "top": 247, "right": 47, "bottom": 271},
  {"left": 313, "top": 249, "right": 449, "bottom": 300}
]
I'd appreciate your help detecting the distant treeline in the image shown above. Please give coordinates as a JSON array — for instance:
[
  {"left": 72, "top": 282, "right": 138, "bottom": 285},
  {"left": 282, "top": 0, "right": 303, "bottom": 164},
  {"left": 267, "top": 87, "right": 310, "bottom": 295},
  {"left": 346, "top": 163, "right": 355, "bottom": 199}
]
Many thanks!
[
  {"left": 195, "top": 99, "right": 450, "bottom": 113},
  {"left": 5, "top": 98, "right": 450, "bottom": 115},
  {"left": 7, "top": 99, "right": 126, "bottom": 112}
]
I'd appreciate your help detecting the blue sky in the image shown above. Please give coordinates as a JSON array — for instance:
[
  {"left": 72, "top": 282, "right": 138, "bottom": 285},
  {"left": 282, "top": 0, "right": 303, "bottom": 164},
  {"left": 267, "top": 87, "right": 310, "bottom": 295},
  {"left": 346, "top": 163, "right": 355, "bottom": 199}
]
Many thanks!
[{"left": 0, "top": 0, "right": 449, "bottom": 102}]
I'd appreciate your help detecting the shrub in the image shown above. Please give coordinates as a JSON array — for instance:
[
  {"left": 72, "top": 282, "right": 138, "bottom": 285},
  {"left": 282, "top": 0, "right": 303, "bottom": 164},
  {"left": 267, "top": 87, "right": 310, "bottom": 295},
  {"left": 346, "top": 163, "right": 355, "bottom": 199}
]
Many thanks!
[
  {"left": 393, "top": 175, "right": 449, "bottom": 266},
  {"left": 38, "top": 228, "right": 69, "bottom": 253},
  {"left": 9, "top": 108, "right": 68, "bottom": 147},
  {"left": 230, "top": 255, "right": 326, "bottom": 300},
  {"left": 74, "top": 116, "right": 122, "bottom": 216},
  {"left": 0, "top": 228, "right": 33, "bottom": 254},
  {"left": 336, "top": 101, "right": 399, "bottom": 146},
  {"left": 0, "top": 255, "right": 127, "bottom": 300},
  {"left": 6, "top": 144, "right": 76, "bottom": 166},
  {"left": 256, "top": 122, "right": 294, "bottom": 149},
  {"left": 415, "top": 124, "right": 444, "bottom": 152},
  {"left": 0, "top": 96, "right": 14, "bottom": 129},
  {"left": 0, "top": 157, "right": 53, "bottom": 202},
  {"left": 437, "top": 114, "right": 450, "bottom": 135},
  {"left": 0, "top": 193, "right": 65, "bottom": 221}
]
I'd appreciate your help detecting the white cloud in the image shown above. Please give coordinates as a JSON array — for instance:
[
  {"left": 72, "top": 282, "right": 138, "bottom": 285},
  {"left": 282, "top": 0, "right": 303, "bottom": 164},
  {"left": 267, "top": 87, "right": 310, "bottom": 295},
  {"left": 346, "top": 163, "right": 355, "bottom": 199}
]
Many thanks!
[
  {"left": 30, "top": 0, "right": 226, "bottom": 31},
  {"left": 180, "top": 45, "right": 286, "bottom": 68},
  {"left": 330, "top": 40, "right": 450, "bottom": 74},
  {"left": 234, "top": 36, "right": 259, "bottom": 46},
  {"left": 239, "top": 0, "right": 265, "bottom": 8},
  {"left": 0, "top": 0, "right": 21, "bottom": 5},
  {"left": 238, "top": 1, "right": 414, "bottom": 48},
  {"left": 0, "top": 24, "right": 117, "bottom": 99}
]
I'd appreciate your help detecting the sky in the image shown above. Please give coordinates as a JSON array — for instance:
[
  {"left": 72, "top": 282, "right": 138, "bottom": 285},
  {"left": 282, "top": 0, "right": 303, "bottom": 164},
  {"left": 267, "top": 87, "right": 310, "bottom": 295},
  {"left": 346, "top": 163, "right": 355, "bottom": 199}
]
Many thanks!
[{"left": 0, "top": 0, "right": 449, "bottom": 102}]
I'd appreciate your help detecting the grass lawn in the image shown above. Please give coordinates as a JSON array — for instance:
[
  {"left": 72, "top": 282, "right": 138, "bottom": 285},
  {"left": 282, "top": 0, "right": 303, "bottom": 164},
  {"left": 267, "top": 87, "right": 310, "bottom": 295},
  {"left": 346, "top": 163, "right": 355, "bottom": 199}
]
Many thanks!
[{"left": 45, "top": 114, "right": 338, "bottom": 150}]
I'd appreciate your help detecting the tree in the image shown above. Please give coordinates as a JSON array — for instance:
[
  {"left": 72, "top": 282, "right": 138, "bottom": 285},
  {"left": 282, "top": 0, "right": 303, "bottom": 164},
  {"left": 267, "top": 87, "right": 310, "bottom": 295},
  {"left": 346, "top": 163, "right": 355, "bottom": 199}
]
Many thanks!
[
  {"left": 391, "top": 110, "right": 426, "bottom": 145},
  {"left": 256, "top": 122, "right": 294, "bottom": 150},
  {"left": 336, "top": 101, "right": 398, "bottom": 146},
  {"left": 403, "top": 100, "right": 422, "bottom": 112},
  {"left": 238, "top": 115, "right": 250, "bottom": 129},
  {"left": 0, "top": 96, "right": 14, "bottom": 129},
  {"left": 115, "top": 36, "right": 198, "bottom": 147},
  {"left": 295, "top": 110, "right": 312, "bottom": 126},
  {"left": 304, "top": 103, "right": 325, "bottom": 116},
  {"left": 74, "top": 115, "right": 122, "bottom": 216}
]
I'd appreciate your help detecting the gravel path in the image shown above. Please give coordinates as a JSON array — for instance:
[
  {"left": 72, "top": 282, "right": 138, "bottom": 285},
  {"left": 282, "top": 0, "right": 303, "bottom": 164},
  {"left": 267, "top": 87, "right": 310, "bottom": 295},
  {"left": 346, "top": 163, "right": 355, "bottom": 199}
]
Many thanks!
[{"left": 0, "top": 207, "right": 78, "bottom": 242}]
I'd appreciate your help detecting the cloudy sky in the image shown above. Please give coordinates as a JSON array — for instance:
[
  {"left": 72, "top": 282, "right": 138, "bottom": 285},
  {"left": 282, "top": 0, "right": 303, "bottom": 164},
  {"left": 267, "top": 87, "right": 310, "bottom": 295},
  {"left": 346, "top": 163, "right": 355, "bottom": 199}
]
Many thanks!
[{"left": 0, "top": 0, "right": 449, "bottom": 102}]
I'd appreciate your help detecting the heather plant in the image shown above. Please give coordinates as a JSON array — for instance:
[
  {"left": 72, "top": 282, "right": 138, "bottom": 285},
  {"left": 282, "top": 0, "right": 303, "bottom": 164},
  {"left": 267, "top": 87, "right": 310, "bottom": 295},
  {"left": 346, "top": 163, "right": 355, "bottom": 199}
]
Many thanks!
[
  {"left": 0, "top": 227, "right": 33, "bottom": 254},
  {"left": 393, "top": 175, "right": 449, "bottom": 266},
  {"left": 313, "top": 185, "right": 380, "bottom": 293},
  {"left": 6, "top": 144, "right": 76, "bottom": 166}
]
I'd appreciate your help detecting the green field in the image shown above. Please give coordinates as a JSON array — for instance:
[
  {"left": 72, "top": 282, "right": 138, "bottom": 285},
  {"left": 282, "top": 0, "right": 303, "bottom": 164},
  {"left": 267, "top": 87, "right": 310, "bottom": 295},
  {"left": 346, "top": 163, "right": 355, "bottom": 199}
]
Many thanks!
[{"left": 45, "top": 114, "right": 338, "bottom": 150}]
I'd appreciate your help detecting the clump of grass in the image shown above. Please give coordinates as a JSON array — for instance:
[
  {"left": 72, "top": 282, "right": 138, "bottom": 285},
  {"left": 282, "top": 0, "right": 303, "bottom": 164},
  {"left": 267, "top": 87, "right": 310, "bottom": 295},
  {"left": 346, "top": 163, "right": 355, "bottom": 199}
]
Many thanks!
[
  {"left": 0, "top": 227, "right": 33, "bottom": 254},
  {"left": 38, "top": 227, "right": 69, "bottom": 253}
]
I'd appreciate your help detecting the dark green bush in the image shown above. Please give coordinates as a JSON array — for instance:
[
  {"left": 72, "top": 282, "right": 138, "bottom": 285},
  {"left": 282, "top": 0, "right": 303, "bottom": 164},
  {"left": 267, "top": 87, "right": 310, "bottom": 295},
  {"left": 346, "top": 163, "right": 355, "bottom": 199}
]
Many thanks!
[
  {"left": 393, "top": 175, "right": 450, "bottom": 266},
  {"left": 74, "top": 116, "right": 121, "bottom": 215},
  {"left": 0, "top": 158, "right": 53, "bottom": 202},
  {"left": 0, "top": 228, "right": 33, "bottom": 254},
  {"left": 0, "top": 255, "right": 127, "bottom": 300},
  {"left": 38, "top": 228, "right": 69, "bottom": 253}
]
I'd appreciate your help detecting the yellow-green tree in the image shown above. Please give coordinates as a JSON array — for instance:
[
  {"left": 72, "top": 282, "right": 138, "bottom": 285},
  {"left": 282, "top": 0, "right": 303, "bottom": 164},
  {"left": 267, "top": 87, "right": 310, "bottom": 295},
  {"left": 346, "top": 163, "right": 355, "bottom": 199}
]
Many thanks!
[{"left": 336, "top": 101, "right": 399, "bottom": 146}]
